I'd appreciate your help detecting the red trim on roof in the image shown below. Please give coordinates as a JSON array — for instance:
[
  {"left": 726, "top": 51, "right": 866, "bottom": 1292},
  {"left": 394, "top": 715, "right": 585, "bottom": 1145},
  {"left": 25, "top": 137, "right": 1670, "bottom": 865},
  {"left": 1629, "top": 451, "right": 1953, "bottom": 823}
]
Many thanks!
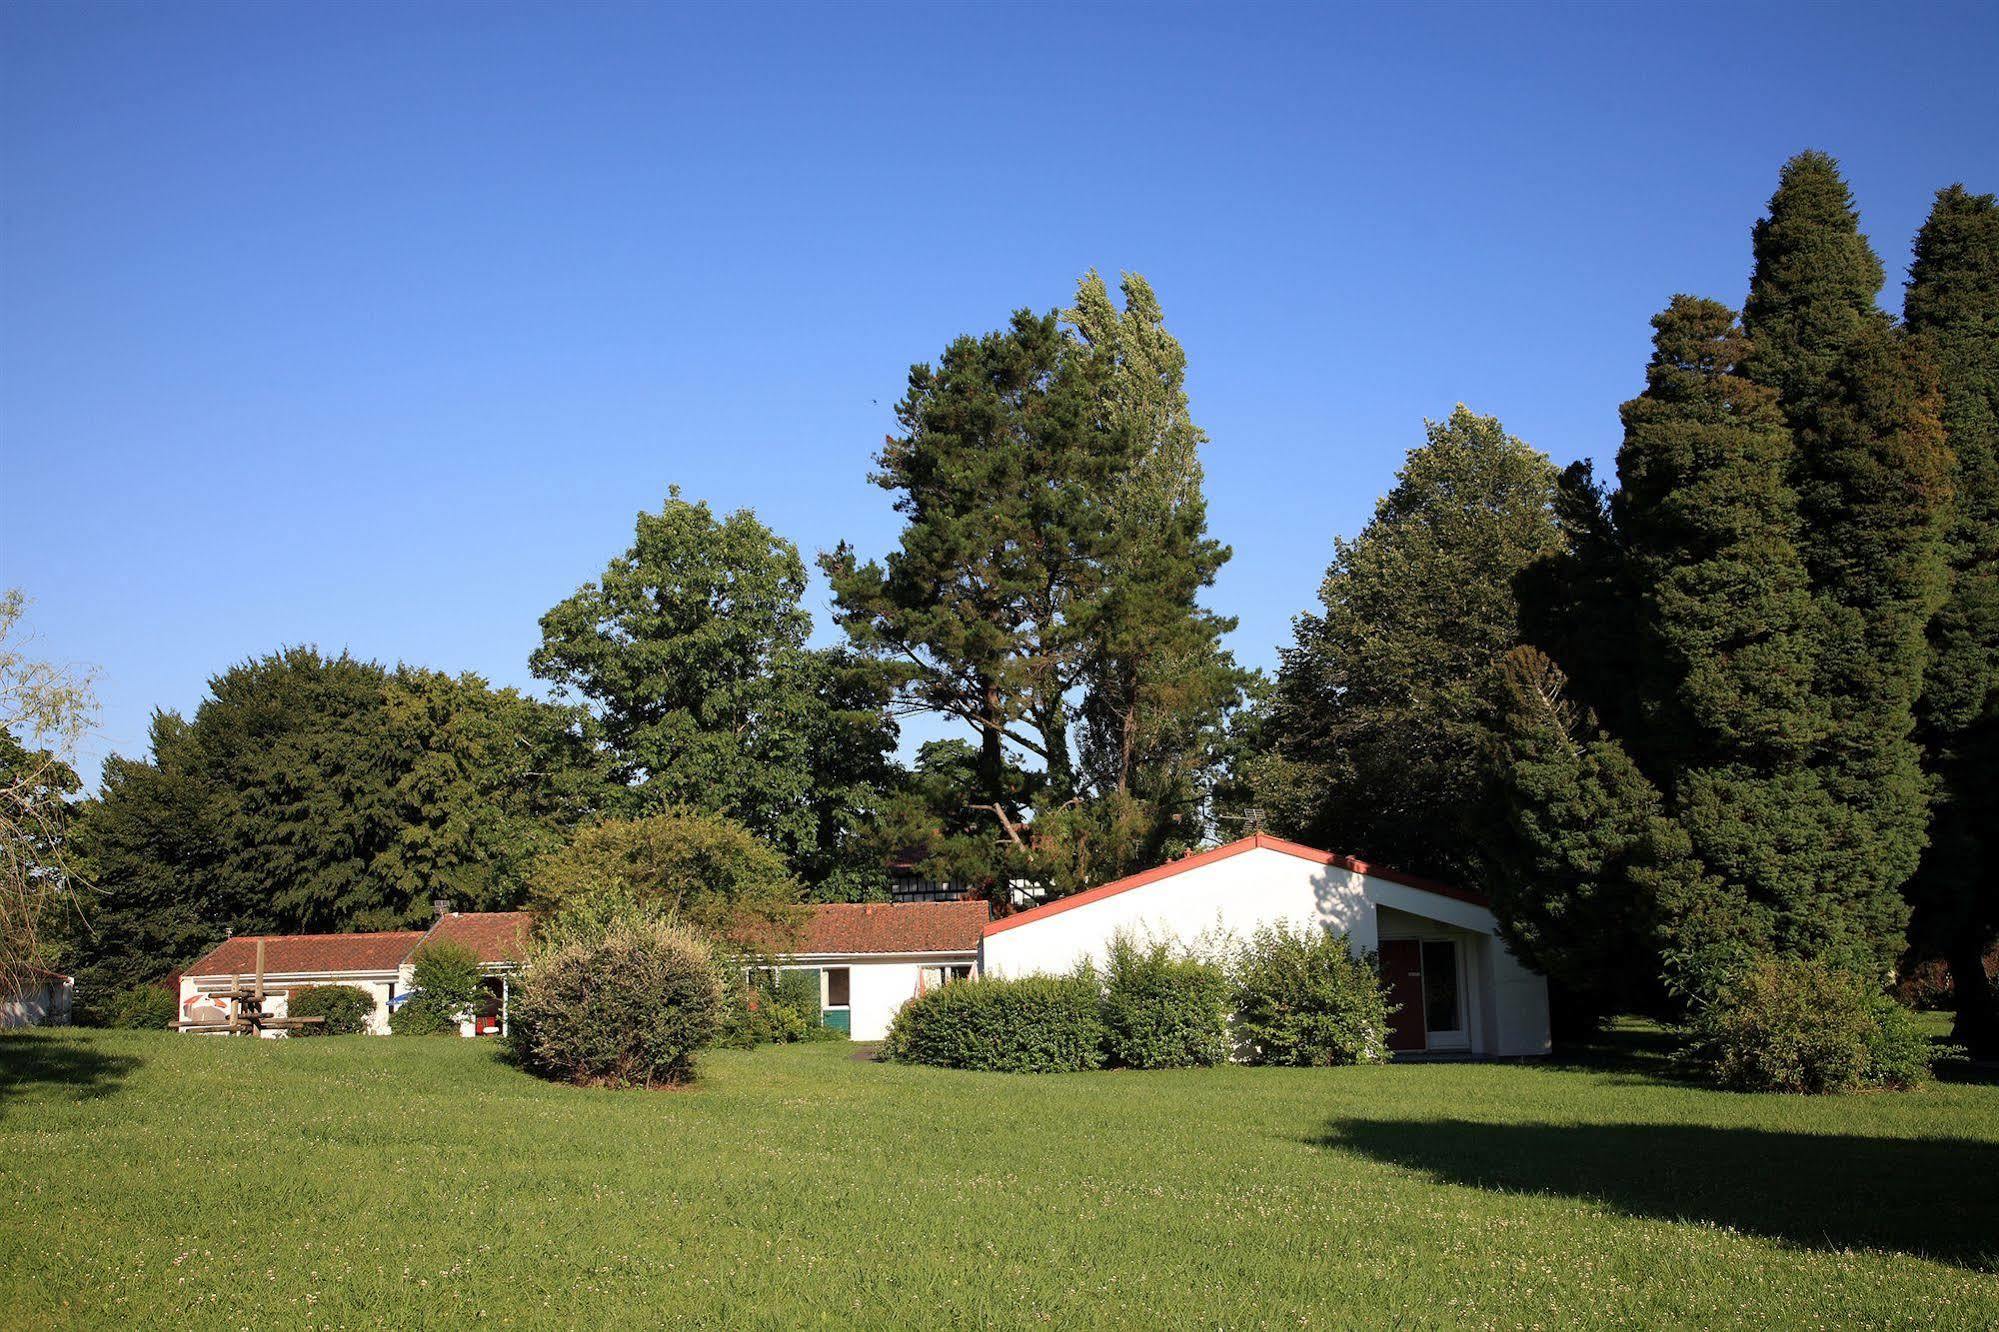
[{"left": 982, "top": 833, "right": 1487, "bottom": 937}]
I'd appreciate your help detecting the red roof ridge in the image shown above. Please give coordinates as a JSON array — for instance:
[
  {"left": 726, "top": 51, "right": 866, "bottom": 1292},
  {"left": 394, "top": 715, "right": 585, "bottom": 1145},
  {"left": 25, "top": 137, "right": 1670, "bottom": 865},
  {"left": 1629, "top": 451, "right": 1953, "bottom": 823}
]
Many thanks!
[{"left": 982, "top": 833, "right": 1487, "bottom": 937}]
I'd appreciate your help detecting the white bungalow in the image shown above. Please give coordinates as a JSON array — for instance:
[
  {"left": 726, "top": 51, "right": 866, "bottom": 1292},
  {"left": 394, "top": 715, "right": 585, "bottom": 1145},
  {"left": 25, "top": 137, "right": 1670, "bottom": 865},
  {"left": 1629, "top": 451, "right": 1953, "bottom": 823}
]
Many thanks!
[
  {"left": 981, "top": 833, "right": 1551, "bottom": 1058},
  {"left": 775, "top": 901, "right": 987, "bottom": 1040}
]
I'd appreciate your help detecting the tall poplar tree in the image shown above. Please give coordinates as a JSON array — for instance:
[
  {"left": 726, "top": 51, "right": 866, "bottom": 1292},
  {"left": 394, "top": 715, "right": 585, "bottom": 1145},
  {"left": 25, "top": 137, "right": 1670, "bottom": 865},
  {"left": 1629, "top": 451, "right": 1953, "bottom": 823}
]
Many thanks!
[
  {"left": 1742, "top": 151, "right": 1954, "bottom": 972},
  {"left": 1904, "top": 184, "right": 1999, "bottom": 1049}
]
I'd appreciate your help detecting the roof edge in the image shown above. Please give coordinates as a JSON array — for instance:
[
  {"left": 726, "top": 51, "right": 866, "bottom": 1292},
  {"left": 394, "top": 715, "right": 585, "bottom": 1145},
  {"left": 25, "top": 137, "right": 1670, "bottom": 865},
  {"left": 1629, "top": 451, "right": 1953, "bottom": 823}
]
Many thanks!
[{"left": 982, "top": 833, "right": 1487, "bottom": 938}]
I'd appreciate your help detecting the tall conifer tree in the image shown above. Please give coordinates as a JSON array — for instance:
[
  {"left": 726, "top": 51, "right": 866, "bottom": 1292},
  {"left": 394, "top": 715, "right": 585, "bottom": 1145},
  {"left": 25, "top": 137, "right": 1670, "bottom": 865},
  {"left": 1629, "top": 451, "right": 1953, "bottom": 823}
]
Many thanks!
[
  {"left": 1742, "top": 151, "right": 1954, "bottom": 973},
  {"left": 1904, "top": 184, "right": 1999, "bottom": 1049}
]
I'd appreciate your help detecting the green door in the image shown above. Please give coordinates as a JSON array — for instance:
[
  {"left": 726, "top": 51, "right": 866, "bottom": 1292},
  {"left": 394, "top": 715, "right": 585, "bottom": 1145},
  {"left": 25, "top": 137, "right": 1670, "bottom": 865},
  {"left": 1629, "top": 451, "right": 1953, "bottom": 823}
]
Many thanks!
[{"left": 822, "top": 1008, "right": 851, "bottom": 1034}]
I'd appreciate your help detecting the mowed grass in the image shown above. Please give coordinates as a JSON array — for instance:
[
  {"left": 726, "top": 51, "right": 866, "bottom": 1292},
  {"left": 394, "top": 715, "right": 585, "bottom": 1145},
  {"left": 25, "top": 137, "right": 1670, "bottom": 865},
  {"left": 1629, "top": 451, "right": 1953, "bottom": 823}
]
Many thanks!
[{"left": 2, "top": 1027, "right": 1995, "bottom": 1330}]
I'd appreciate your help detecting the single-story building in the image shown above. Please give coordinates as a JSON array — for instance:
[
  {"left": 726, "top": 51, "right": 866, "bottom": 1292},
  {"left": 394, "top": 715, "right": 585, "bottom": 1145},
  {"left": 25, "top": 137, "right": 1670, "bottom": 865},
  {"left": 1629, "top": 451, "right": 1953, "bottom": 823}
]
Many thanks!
[
  {"left": 774, "top": 900, "right": 988, "bottom": 1040},
  {"left": 981, "top": 833, "right": 1551, "bottom": 1058},
  {"left": 179, "top": 911, "right": 531, "bottom": 1037},
  {"left": 2, "top": 966, "right": 74, "bottom": 1029}
]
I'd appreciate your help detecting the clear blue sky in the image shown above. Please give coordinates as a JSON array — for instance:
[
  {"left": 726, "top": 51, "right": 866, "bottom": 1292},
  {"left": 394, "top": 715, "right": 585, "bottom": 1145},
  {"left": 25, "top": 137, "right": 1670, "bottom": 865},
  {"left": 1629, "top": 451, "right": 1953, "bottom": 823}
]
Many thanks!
[{"left": 4, "top": 1, "right": 1995, "bottom": 785}]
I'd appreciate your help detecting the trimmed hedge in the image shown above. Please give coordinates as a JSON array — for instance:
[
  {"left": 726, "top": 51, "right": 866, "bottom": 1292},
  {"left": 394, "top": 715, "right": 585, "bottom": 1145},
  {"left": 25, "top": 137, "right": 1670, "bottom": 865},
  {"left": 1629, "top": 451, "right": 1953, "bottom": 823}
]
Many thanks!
[
  {"left": 881, "top": 974, "right": 1106, "bottom": 1073},
  {"left": 1100, "top": 935, "right": 1231, "bottom": 1069},
  {"left": 287, "top": 984, "right": 374, "bottom": 1036},
  {"left": 1232, "top": 922, "right": 1393, "bottom": 1066},
  {"left": 1683, "top": 958, "right": 1935, "bottom": 1093},
  {"left": 508, "top": 914, "right": 724, "bottom": 1088}
]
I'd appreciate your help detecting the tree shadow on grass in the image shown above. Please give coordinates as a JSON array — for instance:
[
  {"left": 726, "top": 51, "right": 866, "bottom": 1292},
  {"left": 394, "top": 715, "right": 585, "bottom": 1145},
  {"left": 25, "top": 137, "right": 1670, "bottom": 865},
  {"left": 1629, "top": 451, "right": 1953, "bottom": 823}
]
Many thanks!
[
  {"left": 1320, "top": 1117, "right": 1999, "bottom": 1272},
  {"left": 0, "top": 1033, "right": 141, "bottom": 1113}
]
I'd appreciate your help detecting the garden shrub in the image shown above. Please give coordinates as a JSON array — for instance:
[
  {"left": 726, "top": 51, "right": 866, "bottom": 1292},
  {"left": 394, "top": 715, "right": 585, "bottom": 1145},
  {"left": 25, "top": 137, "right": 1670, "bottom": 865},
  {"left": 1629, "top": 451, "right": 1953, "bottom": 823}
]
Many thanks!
[
  {"left": 286, "top": 984, "right": 375, "bottom": 1035},
  {"left": 1231, "top": 922, "right": 1393, "bottom": 1066},
  {"left": 1100, "top": 933, "right": 1230, "bottom": 1069},
  {"left": 98, "top": 984, "right": 177, "bottom": 1030},
  {"left": 715, "top": 966, "right": 842, "bottom": 1047},
  {"left": 1683, "top": 957, "right": 1934, "bottom": 1093},
  {"left": 881, "top": 973, "right": 1105, "bottom": 1073},
  {"left": 410, "top": 941, "right": 484, "bottom": 1019},
  {"left": 508, "top": 913, "right": 724, "bottom": 1088},
  {"left": 388, "top": 994, "right": 452, "bottom": 1035}
]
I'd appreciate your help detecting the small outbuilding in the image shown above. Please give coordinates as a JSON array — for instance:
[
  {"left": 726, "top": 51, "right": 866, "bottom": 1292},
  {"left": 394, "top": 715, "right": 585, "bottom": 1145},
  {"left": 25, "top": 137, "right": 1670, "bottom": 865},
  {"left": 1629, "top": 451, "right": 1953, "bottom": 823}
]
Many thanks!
[
  {"left": 981, "top": 833, "right": 1550, "bottom": 1058},
  {"left": 2, "top": 967, "right": 74, "bottom": 1029},
  {"left": 777, "top": 901, "right": 988, "bottom": 1040},
  {"left": 180, "top": 931, "right": 425, "bottom": 1035}
]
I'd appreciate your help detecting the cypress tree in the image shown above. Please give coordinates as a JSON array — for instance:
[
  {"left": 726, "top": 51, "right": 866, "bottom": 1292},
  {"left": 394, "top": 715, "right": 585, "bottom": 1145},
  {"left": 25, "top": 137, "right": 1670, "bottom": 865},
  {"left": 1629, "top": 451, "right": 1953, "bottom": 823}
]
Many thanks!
[
  {"left": 1612, "top": 296, "right": 1848, "bottom": 982},
  {"left": 1904, "top": 184, "right": 1999, "bottom": 1049},
  {"left": 1742, "top": 151, "right": 1954, "bottom": 975}
]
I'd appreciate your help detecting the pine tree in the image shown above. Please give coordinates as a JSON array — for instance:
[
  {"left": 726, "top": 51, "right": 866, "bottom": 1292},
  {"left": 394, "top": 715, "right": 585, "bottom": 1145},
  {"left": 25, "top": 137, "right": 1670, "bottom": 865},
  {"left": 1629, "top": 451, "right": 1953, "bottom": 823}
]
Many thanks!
[
  {"left": 1904, "top": 184, "right": 1999, "bottom": 1049},
  {"left": 1742, "top": 151, "right": 1954, "bottom": 975}
]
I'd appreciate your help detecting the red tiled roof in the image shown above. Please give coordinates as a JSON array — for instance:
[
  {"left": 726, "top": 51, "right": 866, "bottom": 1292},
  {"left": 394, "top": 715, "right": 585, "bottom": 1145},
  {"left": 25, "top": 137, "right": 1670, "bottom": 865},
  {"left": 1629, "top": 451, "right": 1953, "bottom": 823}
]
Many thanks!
[
  {"left": 798, "top": 901, "right": 988, "bottom": 956},
  {"left": 421, "top": 911, "right": 532, "bottom": 966},
  {"left": 185, "top": 931, "right": 426, "bottom": 978},
  {"left": 984, "top": 833, "right": 1489, "bottom": 937}
]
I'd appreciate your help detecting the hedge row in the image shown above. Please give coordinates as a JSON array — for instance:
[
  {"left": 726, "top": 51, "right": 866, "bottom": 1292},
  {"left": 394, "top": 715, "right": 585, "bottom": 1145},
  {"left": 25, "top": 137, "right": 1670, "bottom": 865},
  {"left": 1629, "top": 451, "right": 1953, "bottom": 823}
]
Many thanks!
[{"left": 882, "top": 923, "right": 1394, "bottom": 1074}]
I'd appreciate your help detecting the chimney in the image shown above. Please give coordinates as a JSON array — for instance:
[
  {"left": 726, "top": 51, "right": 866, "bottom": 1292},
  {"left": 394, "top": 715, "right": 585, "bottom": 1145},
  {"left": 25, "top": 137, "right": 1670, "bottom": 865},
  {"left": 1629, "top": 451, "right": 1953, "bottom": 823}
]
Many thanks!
[{"left": 432, "top": 898, "right": 452, "bottom": 918}]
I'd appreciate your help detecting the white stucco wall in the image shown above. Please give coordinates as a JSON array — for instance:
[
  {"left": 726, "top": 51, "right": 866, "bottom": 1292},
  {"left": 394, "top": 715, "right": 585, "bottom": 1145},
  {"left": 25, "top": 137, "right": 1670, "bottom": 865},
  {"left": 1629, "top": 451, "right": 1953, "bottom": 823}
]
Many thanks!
[
  {"left": 785, "top": 954, "right": 978, "bottom": 1041},
  {"left": 1, "top": 976, "right": 71, "bottom": 1028},
  {"left": 980, "top": 845, "right": 1550, "bottom": 1057}
]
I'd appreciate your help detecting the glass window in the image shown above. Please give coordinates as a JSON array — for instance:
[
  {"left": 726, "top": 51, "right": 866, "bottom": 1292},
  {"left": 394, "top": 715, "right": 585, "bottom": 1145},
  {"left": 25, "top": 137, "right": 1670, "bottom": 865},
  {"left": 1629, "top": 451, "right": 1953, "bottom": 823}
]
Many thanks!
[
  {"left": 825, "top": 967, "right": 851, "bottom": 1008},
  {"left": 1421, "top": 941, "right": 1461, "bottom": 1033}
]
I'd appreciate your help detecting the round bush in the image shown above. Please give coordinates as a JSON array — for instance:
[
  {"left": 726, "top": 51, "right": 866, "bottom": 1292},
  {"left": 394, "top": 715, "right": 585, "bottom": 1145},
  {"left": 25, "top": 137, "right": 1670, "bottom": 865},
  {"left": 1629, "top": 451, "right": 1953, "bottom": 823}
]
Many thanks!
[
  {"left": 508, "top": 915, "right": 723, "bottom": 1088},
  {"left": 287, "top": 984, "right": 375, "bottom": 1036},
  {"left": 409, "top": 941, "right": 484, "bottom": 1019},
  {"left": 881, "top": 974, "right": 1106, "bottom": 1073},
  {"left": 1100, "top": 935, "right": 1230, "bottom": 1069},
  {"left": 1232, "top": 922, "right": 1392, "bottom": 1066},
  {"left": 1685, "top": 958, "right": 1933, "bottom": 1093}
]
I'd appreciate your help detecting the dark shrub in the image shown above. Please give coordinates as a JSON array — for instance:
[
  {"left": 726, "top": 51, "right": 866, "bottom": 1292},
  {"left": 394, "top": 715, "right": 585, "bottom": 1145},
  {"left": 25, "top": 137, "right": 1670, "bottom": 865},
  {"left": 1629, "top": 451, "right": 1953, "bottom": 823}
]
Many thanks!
[
  {"left": 287, "top": 984, "right": 374, "bottom": 1036},
  {"left": 388, "top": 994, "right": 453, "bottom": 1036},
  {"left": 881, "top": 973, "right": 1105, "bottom": 1073},
  {"left": 1100, "top": 934, "right": 1230, "bottom": 1069},
  {"left": 508, "top": 915, "right": 724, "bottom": 1088},
  {"left": 716, "top": 967, "right": 842, "bottom": 1048},
  {"left": 99, "top": 984, "right": 177, "bottom": 1030},
  {"left": 1232, "top": 922, "right": 1392, "bottom": 1066},
  {"left": 1683, "top": 958, "right": 1934, "bottom": 1093}
]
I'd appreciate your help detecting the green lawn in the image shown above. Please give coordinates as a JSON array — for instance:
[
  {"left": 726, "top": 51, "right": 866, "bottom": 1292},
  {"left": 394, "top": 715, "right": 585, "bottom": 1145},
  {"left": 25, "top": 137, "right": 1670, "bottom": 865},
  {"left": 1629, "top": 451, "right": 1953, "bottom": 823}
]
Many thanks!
[{"left": 1, "top": 1028, "right": 1994, "bottom": 1329}]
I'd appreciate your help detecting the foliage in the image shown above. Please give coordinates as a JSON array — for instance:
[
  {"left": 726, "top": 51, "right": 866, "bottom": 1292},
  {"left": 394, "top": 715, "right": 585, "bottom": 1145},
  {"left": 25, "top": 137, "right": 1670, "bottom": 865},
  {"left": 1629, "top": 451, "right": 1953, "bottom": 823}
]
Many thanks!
[
  {"left": 0, "top": 590, "right": 96, "bottom": 993},
  {"left": 825, "top": 275, "right": 1243, "bottom": 898},
  {"left": 65, "top": 649, "right": 607, "bottom": 999},
  {"left": 1681, "top": 958, "right": 1935, "bottom": 1094},
  {"left": 529, "top": 810, "right": 804, "bottom": 954},
  {"left": 1270, "top": 407, "right": 1563, "bottom": 889},
  {"left": 286, "top": 984, "right": 375, "bottom": 1036},
  {"left": 880, "top": 973, "right": 1107, "bottom": 1073},
  {"left": 81, "top": 983, "right": 177, "bottom": 1030},
  {"left": 1098, "top": 932, "right": 1231, "bottom": 1069},
  {"left": 1903, "top": 184, "right": 1999, "bottom": 1054},
  {"left": 388, "top": 995, "right": 452, "bottom": 1036},
  {"left": 1230, "top": 922, "right": 1393, "bottom": 1067},
  {"left": 531, "top": 489, "right": 896, "bottom": 883},
  {"left": 507, "top": 913, "right": 724, "bottom": 1088},
  {"left": 1483, "top": 647, "right": 1681, "bottom": 1019},
  {"left": 1742, "top": 151, "right": 1953, "bottom": 977},
  {"left": 714, "top": 967, "right": 838, "bottom": 1048},
  {"left": 411, "top": 940, "right": 484, "bottom": 1019}
]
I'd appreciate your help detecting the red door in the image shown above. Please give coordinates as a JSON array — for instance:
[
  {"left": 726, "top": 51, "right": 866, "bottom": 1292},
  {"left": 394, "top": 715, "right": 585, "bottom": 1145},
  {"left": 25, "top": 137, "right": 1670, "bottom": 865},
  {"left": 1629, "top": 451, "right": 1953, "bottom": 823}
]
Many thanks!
[{"left": 1380, "top": 939, "right": 1426, "bottom": 1052}]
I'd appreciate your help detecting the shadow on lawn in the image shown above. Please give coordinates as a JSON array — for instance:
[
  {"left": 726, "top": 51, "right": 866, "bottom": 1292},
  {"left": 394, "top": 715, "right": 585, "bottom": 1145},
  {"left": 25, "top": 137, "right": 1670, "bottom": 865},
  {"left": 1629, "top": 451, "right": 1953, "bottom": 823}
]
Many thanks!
[
  {"left": 1320, "top": 1117, "right": 1999, "bottom": 1271},
  {"left": 0, "top": 1033, "right": 141, "bottom": 1112}
]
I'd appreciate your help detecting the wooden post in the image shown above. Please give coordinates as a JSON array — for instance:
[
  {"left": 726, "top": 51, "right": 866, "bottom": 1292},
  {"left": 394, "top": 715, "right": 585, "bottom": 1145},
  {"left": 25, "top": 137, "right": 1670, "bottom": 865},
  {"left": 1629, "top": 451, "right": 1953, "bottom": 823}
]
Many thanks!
[{"left": 255, "top": 939, "right": 266, "bottom": 1006}]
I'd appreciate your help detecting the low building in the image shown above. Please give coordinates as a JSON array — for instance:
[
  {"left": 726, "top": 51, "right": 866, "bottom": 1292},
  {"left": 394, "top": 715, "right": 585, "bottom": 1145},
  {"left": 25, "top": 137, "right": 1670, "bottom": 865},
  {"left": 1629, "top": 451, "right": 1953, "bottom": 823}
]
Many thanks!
[
  {"left": 396, "top": 911, "right": 532, "bottom": 1036},
  {"left": 775, "top": 901, "right": 988, "bottom": 1039},
  {"left": 981, "top": 833, "right": 1551, "bottom": 1058},
  {"left": 179, "top": 931, "right": 425, "bottom": 1035},
  {"left": 2, "top": 967, "right": 74, "bottom": 1029}
]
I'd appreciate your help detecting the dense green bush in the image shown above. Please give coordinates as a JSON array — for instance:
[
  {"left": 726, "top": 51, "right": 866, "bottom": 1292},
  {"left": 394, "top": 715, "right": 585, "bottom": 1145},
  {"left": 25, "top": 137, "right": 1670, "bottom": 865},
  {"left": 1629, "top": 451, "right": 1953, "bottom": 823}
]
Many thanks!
[
  {"left": 1231, "top": 922, "right": 1393, "bottom": 1066},
  {"left": 410, "top": 941, "right": 484, "bottom": 1018},
  {"left": 881, "top": 973, "right": 1106, "bottom": 1073},
  {"left": 508, "top": 914, "right": 724, "bottom": 1088},
  {"left": 388, "top": 994, "right": 453, "bottom": 1035},
  {"left": 93, "top": 984, "right": 178, "bottom": 1030},
  {"left": 1100, "top": 934, "right": 1231, "bottom": 1069},
  {"left": 286, "top": 984, "right": 375, "bottom": 1035},
  {"left": 1683, "top": 958, "right": 1935, "bottom": 1093},
  {"left": 715, "top": 967, "right": 842, "bottom": 1047}
]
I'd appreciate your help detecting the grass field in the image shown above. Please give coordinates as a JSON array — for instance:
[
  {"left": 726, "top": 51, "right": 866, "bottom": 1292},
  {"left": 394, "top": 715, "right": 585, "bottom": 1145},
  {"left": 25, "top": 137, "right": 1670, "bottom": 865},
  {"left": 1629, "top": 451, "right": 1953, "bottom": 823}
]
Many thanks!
[{"left": 2, "top": 1026, "right": 1995, "bottom": 1329}]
